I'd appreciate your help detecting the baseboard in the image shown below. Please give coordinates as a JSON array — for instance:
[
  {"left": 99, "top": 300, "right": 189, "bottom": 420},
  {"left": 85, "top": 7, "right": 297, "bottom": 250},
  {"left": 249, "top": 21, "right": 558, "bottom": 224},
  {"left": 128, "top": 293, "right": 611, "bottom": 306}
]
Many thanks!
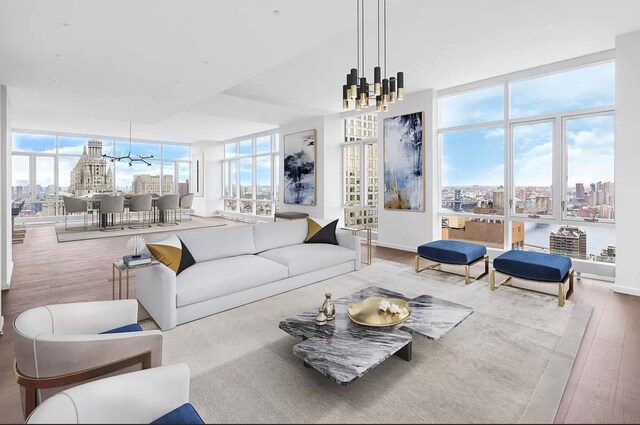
[
  {"left": 375, "top": 241, "right": 415, "bottom": 252},
  {"left": 1, "top": 260, "right": 13, "bottom": 290},
  {"left": 612, "top": 284, "right": 640, "bottom": 297}
]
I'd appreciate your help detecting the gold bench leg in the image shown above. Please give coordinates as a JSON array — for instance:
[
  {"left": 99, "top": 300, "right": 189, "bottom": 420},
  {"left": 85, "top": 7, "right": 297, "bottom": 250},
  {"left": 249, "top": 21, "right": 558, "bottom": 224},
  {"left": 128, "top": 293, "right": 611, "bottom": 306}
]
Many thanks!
[
  {"left": 490, "top": 269, "right": 495, "bottom": 291},
  {"left": 415, "top": 255, "right": 420, "bottom": 273},
  {"left": 558, "top": 282, "right": 565, "bottom": 307},
  {"left": 465, "top": 265, "right": 471, "bottom": 285}
]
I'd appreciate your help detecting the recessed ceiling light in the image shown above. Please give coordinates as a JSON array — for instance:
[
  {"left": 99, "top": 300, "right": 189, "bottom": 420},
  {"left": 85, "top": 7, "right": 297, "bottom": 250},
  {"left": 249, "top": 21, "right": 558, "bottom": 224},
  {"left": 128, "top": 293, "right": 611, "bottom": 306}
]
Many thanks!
[
  {"left": 152, "top": 96, "right": 158, "bottom": 101},
  {"left": 201, "top": 60, "right": 210, "bottom": 65},
  {"left": 61, "top": 22, "right": 72, "bottom": 28},
  {"left": 54, "top": 53, "right": 64, "bottom": 58},
  {"left": 175, "top": 80, "right": 182, "bottom": 84},
  {"left": 272, "top": 10, "right": 281, "bottom": 16},
  {"left": 45, "top": 97, "right": 51, "bottom": 101},
  {"left": 132, "top": 109, "right": 138, "bottom": 113},
  {"left": 49, "top": 78, "right": 58, "bottom": 83}
]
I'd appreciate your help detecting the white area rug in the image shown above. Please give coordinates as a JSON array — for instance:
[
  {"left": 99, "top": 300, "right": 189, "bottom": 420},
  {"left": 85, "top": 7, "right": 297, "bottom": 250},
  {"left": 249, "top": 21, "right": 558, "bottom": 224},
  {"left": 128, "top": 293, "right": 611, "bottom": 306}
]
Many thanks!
[
  {"left": 158, "top": 259, "right": 591, "bottom": 424},
  {"left": 55, "top": 216, "right": 227, "bottom": 242}
]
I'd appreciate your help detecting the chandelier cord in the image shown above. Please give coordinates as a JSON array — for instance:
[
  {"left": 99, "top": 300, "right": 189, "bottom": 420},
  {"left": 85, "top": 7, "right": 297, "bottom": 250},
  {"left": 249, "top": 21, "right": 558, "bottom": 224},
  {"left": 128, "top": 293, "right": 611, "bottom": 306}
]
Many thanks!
[
  {"left": 377, "top": 0, "right": 380, "bottom": 68},
  {"left": 362, "top": 0, "right": 365, "bottom": 76},
  {"left": 384, "top": 0, "right": 387, "bottom": 79},
  {"left": 356, "top": 0, "right": 360, "bottom": 75}
]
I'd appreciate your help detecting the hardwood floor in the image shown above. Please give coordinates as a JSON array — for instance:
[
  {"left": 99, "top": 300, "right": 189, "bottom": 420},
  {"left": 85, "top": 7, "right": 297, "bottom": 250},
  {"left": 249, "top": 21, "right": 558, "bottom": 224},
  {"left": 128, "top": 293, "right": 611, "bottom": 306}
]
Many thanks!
[{"left": 1, "top": 225, "right": 639, "bottom": 423}]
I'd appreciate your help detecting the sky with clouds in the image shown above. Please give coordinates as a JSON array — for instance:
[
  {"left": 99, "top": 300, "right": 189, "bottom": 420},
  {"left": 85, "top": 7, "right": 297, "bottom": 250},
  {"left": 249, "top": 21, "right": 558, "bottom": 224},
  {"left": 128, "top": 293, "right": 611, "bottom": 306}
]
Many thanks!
[{"left": 440, "top": 61, "right": 615, "bottom": 188}]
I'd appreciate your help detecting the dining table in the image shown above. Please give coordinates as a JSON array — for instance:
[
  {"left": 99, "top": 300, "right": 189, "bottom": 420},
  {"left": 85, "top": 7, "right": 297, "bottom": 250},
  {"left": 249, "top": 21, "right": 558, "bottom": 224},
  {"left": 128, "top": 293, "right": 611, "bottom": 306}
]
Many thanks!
[{"left": 88, "top": 196, "right": 162, "bottom": 228}]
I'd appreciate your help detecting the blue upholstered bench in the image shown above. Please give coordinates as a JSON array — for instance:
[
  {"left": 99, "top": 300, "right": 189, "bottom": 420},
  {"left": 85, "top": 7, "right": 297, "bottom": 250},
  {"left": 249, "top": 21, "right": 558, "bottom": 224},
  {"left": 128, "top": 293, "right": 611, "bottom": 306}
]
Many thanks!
[
  {"left": 491, "top": 250, "right": 574, "bottom": 306},
  {"left": 416, "top": 240, "right": 489, "bottom": 284}
]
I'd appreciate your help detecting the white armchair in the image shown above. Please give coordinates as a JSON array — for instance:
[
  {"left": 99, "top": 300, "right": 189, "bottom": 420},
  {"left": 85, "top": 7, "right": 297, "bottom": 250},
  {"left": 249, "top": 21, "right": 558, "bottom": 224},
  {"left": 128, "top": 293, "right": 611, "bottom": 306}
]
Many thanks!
[
  {"left": 26, "top": 363, "right": 203, "bottom": 424},
  {"left": 13, "top": 299, "right": 163, "bottom": 419}
]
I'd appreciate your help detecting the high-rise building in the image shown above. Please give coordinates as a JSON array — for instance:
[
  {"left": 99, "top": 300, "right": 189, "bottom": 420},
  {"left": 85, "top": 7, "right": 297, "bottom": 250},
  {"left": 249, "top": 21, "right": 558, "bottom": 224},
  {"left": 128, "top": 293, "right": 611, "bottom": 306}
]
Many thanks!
[
  {"left": 575, "top": 183, "right": 585, "bottom": 200},
  {"left": 535, "top": 196, "right": 551, "bottom": 214},
  {"left": 178, "top": 180, "right": 190, "bottom": 196},
  {"left": 69, "top": 140, "right": 113, "bottom": 196},
  {"left": 132, "top": 174, "right": 174, "bottom": 195},
  {"left": 492, "top": 186, "right": 504, "bottom": 209},
  {"left": 549, "top": 226, "right": 587, "bottom": 260}
]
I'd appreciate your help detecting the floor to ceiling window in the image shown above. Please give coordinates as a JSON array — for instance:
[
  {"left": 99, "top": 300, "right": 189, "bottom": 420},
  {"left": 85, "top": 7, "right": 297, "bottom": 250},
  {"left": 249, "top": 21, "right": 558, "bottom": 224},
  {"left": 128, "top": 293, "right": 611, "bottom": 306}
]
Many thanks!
[
  {"left": 222, "top": 130, "right": 279, "bottom": 217},
  {"left": 342, "top": 114, "right": 379, "bottom": 230},
  {"left": 10, "top": 131, "right": 190, "bottom": 219},
  {"left": 438, "top": 59, "right": 615, "bottom": 263}
]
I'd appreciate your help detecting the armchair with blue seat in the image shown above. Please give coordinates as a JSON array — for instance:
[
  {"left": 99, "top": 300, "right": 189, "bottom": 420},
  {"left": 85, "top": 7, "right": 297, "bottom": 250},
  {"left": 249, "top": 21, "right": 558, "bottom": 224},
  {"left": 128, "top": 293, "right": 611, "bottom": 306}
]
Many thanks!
[
  {"left": 25, "top": 363, "right": 204, "bottom": 424},
  {"left": 13, "top": 299, "right": 163, "bottom": 419}
]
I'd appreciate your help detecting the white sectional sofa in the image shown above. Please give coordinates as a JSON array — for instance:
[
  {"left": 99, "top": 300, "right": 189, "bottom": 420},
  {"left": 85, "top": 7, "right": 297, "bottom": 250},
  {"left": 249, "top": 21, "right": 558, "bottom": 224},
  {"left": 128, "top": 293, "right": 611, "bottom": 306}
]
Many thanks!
[{"left": 137, "top": 219, "right": 360, "bottom": 330}]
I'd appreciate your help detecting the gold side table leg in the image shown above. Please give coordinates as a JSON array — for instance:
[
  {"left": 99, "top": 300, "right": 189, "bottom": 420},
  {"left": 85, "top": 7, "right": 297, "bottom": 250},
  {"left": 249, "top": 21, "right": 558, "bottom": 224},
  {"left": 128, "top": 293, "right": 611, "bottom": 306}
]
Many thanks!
[
  {"left": 126, "top": 268, "right": 130, "bottom": 299},
  {"left": 367, "top": 227, "right": 372, "bottom": 265},
  {"left": 118, "top": 269, "right": 123, "bottom": 300},
  {"left": 112, "top": 263, "right": 116, "bottom": 300}
]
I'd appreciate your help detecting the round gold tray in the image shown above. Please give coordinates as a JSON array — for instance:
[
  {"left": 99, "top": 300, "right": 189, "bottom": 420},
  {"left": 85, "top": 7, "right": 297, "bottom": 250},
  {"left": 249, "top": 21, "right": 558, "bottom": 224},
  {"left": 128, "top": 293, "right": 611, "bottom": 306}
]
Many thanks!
[{"left": 347, "top": 296, "right": 412, "bottom": 327}]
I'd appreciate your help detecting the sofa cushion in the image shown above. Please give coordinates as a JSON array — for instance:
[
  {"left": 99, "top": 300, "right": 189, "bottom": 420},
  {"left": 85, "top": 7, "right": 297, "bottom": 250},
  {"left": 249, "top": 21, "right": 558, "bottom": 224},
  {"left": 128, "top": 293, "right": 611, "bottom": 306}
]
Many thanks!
[
  {"left": 151, "top": 403, "right": 204, "bottom": 425},
  {"left": 257, "top": 243, "right": 355, "bottom": 277},
  {"left": 176, "top": 225, "right": 256, "bottom": 263},
  {"left": 253, "top": 219, "right": 308, "bottom": 253},
  {"left": 305, "top": 218, "right": 338, "bottom": 245},
  {"left": 146, "top": 234, "right": 196, "bottom": 275},
  {"left": 176, "top": 255, "right": 288, "bottom": 307},
  {"left": 493, "top": 250, "right": 572, "bottom": 282},
  {"left": 99, "top": 323, "right": 143, "bottom": 334},
  {"left": 417, "top": 240, "right": 487, "bottom": 265}
]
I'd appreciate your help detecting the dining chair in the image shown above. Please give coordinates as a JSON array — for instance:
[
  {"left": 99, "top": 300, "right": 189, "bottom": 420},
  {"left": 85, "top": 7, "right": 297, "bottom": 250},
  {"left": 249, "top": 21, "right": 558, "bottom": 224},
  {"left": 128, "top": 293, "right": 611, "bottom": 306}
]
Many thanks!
[
  {"left": 128, "top": 194, "right": 153, "bottom": 229},
  {"left": 157, "top": 194, "right": 179, "bottom": 227},
  {"left": 99, "top": 195, "right": 125, "bottom": 231},
  {"left": 62, "top": 196, "right": 89, "bottom": 230},
  {"left": 178, "top": 193, "right": 195, "bottom": 222}
]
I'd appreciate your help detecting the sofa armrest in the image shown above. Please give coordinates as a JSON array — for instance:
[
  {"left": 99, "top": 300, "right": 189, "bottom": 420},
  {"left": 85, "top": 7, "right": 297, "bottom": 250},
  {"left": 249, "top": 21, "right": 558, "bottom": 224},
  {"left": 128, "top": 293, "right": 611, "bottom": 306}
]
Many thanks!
[
  {"left": 26, "top": 364, "right": 190, "bottom": 424},
  {"left": 136, "top": 263, "right": 178, "bottom": 330},
  {"left": 336, "top": 231, "right": 361, "bottom": 270}
]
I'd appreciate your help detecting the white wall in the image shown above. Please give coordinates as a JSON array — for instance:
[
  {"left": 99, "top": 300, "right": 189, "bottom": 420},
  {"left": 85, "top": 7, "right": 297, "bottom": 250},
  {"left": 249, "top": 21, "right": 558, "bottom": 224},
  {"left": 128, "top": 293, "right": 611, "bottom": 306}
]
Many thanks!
[
  {"left": 613, "top": 31, "right": 640, "bottom": 296},
  {"left": 1, "top": 85, "right": 11, "bottom": 332},
  {"left": 376, "top": 89, "right": 438, "bottom": 251},
  {"left": 191, "top": 140, "right": 224, "bottom": 217}
]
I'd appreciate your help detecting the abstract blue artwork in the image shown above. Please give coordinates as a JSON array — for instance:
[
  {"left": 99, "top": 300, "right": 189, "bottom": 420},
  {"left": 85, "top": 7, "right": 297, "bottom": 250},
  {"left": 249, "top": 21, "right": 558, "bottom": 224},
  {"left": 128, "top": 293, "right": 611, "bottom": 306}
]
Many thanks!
[
  {"left": 384, "top": 112, "right": 424, "bottom": 211},
  {"left": 283, "top": 129, "right": 316, "bottom": 205}
]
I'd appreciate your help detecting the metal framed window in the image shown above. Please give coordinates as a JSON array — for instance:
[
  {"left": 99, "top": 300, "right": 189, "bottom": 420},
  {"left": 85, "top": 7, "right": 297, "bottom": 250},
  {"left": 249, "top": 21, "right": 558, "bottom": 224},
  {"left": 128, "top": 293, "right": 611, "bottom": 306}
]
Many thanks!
[
  {"left": 222, "top": 130, "right": 279, "bottom": 217},
  {"left": 437, "top": 56, "right": 616, "bottom": 264}
]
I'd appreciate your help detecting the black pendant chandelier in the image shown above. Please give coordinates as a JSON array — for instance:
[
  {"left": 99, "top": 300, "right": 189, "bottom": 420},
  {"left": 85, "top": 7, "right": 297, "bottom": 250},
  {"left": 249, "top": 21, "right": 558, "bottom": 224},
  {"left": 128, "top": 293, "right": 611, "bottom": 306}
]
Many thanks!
[
  {"left": 343, "top": 0, "right": 404, "bottom": 112},
  {"left": 102, "top": 122, "right": 154, "bottom": 166}
]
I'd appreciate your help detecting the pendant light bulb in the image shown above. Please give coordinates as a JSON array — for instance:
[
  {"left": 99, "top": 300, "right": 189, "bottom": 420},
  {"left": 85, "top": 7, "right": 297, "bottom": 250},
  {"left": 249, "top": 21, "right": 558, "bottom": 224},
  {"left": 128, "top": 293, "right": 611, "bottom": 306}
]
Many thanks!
[
  {"left": 389, "top": 77, "right": 397, "bottom": 104},
  {"left": 376, "top": 95, "right": 382, "bottom": 112},
  {"left": 374, "top": 66, "right": 381, "bottom": 96},
  {"left": 397, "top": 72, "right": 404, "bottom": 101},
  {"left": 350, "top": 68, "right": 358, "bottom": 99}
]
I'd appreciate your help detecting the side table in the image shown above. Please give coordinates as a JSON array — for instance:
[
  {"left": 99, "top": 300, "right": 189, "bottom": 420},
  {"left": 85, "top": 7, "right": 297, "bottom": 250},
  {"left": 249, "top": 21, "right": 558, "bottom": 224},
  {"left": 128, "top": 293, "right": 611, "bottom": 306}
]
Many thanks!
[
  {"left": 341, "top": 225, "right": 372, "bottom": 265},
  {"left": 112, "top": 260, "right": 160, "bottom": 300}
]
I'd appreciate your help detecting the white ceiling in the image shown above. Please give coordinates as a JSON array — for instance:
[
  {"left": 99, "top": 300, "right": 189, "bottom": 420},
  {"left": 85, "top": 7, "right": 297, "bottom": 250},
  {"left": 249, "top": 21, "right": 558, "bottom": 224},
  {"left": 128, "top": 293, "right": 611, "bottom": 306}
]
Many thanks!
[{"left": 2, "top": 0, "right": 640, "bottom": 142}]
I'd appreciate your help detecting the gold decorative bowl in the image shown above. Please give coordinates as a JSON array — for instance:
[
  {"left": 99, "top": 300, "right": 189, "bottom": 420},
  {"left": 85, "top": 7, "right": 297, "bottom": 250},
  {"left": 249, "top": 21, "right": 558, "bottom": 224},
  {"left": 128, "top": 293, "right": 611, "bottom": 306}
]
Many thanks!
[{"left": 347, "top": 296, "right": 411, "bottom": 327}]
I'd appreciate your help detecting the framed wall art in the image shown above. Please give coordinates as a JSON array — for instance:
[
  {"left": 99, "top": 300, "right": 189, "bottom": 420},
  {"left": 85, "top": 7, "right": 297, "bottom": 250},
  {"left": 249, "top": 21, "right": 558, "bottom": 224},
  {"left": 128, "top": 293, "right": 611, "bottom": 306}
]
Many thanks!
[
  {"left": 283, "top": 129, "right": 316, "bottom": 205},
  {"left": 383, "top": 112, "right": 424, "bottom": 211}
]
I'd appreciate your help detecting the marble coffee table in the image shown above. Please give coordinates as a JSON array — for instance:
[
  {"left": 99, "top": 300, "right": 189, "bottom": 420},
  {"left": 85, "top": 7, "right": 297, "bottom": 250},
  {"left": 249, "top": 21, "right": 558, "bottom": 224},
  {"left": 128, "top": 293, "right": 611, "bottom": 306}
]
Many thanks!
[{"left": 279, "top": 286, "right": 474, "bottom": 385}]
